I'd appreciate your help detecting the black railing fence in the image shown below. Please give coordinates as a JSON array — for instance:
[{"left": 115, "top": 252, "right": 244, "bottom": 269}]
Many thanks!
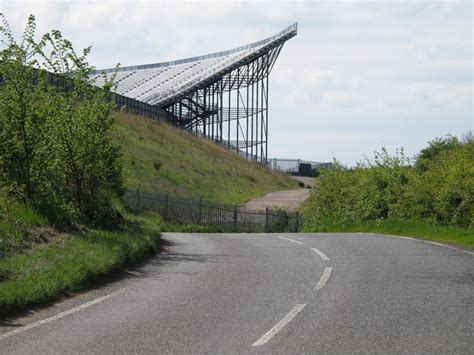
[
  {"left": 0, "top": 70, "right": 172, "bottom": 123},
  {"left": 124, "top": 189, "right": 302, "bottom": 233},
  {"left": 114, "top": 92, "right": 172, "bottom": 121}
]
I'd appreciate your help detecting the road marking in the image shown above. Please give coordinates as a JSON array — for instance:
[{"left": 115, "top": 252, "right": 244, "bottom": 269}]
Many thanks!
[
  {"left": 278, "top": 236, "right": 304, "bottom": 245},
  {"left": 252, "top": 304, "right": 306, "bottom": 347},
  {"left": 311, "top": 247, "right": 330, "bottom": 261},
  {"left": 425, "top": 241, "right": 448, "bottom": 247},
  {"left": 380, "top": 234, "right": 474, "bottom": 256},
  {"left": 314, "top": 267, "right": 333, "bottom": 290},
  {"left": 0, "top": 292, "right": 117, "bottom": 341},
  {"left": 398, "top": 236, "right": 416, "bottom": 241}
]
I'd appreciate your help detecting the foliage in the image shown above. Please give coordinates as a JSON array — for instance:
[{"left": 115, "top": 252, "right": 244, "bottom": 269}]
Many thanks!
[
  {"left": 304, "top": 139, "right": 474, "bottom": 231},
  {"left": 405, "top": 140, "right": 473, "bottom": 227},
  {"left": 415, "top": 135, "right": 460, "bottom": 172},
  {"left": 0, "top": 189, "right": 47, "bottom": 257},
  {"left": 0, "top": 14, "right": 123, "bottom": 226}
]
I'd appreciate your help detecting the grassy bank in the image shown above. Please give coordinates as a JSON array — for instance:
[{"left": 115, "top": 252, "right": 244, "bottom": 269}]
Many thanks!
[
  {"left": 0, "top": 211, "right": 162, "bottom": 316},
  {"left": 307, "top": 219, "right": 474, "bottom": 250},
  {"left": 113, "top": 112, "right": 297, "bottom": 204}
]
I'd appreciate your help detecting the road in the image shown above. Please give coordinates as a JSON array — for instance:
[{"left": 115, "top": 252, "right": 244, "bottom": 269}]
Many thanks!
[{"left": 1, "top": 233, "right": 473, "bottom": 353}]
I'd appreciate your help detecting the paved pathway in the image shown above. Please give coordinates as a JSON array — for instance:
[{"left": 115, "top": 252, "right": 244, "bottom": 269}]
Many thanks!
[{"left": 242, "top": 176, "right": 314, "bottom": 211}]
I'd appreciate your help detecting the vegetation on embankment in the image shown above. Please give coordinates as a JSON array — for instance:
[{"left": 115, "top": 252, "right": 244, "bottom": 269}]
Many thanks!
[
  {"left": 113, "top": 111, "right": 298, "bottom": 205},
  {"left": 0, "top": 15, "right": 165, "bottom": 316},
  {"left": 0, "top": 15, "right": 122, "bottom": 227},
  {"left": 303, "top": 135, "right": 474, "bottom": 249},
  {"left": 0, "top": 199, "right": 162, "bottom": 316}
]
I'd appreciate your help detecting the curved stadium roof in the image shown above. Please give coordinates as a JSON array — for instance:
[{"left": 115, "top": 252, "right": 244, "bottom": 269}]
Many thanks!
[{"left": 91, "top": 23, "right": 297, "bottom": 107}]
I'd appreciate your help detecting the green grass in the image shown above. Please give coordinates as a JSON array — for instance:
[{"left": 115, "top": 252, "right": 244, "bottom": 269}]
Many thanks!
[
  {"left": 307, "top": 218, "right": 474, "bottom": 250},
  {"left": 0, "top": 212, "right": 163, "bottom": 316},
  {"left": 112, "top": 111, "right": 298, "bottom": 204},
  {"left": 0, "top": 197, "right": 49, "bottom": 257}
]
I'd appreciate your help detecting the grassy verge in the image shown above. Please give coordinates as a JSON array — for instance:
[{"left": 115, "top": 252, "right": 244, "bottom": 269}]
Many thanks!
[
  {"left": 113, "top": 111, "right": 298, "bottom": 204},
  {"left": 0, "top": 213, "right": 162, "bottom": 317},
  {"left": 307, "top": 219, "right": 474, "bottom": 250},
  {"left": 162, "top": 222, "right": 226, "bottom": 233}
]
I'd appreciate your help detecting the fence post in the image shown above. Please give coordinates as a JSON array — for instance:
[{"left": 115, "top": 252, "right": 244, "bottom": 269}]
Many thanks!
[
  {"left": 199, "top": 198, "right": 202, "bottom": 224},
  {"left": 136, "top": 188, "right": 141, "bottom": 211},
  {"left": 233, "top": 206, "right": 238, "bottom": 232},
  {"left": 295, "top": 211, "right": 299, "bottom": 232},
  {"left": 265, "top": 208, "right": 269, "bottom": 232},
  {"left": 164, "top": 194, "right": 169, "bottom": 221}
]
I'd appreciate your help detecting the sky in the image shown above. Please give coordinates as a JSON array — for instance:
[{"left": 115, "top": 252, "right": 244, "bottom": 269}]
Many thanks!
[{"left": 1, "top": 0, "right": 472, "bottom": 165}]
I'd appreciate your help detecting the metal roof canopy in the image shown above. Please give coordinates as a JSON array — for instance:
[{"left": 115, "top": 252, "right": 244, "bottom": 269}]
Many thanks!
[{"left": 92, "top": 23, "right": 297, "bottom": 164}]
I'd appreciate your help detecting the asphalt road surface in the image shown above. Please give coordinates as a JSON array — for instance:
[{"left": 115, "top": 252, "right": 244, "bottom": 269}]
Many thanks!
[{"left": 1, "top": 233, "right": 473, "bottom": 353}]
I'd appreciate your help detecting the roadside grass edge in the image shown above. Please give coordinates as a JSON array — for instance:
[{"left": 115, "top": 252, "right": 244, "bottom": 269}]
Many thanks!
[
  {"left": 0, "top": 213, "right": 163, "bottom": 317},
  {"left": 304, "top": 218, "right": 474, "bottom": 250}
]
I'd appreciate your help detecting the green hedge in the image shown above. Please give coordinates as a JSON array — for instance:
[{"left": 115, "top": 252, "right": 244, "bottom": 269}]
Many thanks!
[{"left": 304, "top": 137, "right": 473, "bottom": 231}]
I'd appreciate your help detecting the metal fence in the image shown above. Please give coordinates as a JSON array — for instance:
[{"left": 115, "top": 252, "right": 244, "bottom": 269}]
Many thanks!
[
  {"left": 124, "top": 189, "right": 302, "bottom": 233},
  {"left": 114, "top": 92, "right": 172, "bottom": 122},
  {"left": 267, "top": 158, "right": 333, "bottom": 174},
  {"left": 0, "top": 70, "right": 173, "bottom": 124}
]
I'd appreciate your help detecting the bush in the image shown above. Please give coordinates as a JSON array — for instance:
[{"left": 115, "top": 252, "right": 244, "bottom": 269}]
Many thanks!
[
  {"left": 0, "top": 14, "right": 123, "bottom": 226},
  {"left": 304, "top": 140, "right": 474, "bottom": 231},
  {"left": 406, "top": 140, "right": 473, "bottom": 227}
]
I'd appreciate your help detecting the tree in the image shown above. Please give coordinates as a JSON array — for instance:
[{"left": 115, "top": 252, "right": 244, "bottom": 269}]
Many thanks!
[
  {"left": 0, "top": 14, "right": 48, "bottom": 202},
  {"left": 0, "top": 14, "right": 123, "bottom": 225}
]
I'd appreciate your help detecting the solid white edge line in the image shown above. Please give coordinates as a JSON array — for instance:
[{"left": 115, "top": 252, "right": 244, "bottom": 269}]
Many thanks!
[
  {"left": 314, "top": 267, "right": 333, "bottom": 290},
  {"left": 278, "top": 236, "right": 304, "bottom": 245},
  {"left": 311, "top": 247, "right": 330, "bottom": 261},
  {"left": 377, "top": 233, "right": 474, "bottom": 256},
  {"left": 252, "top": 304, "right": 306, "bottom": 347},
  {"left": 0, "top": 292, "right": 117, "bottom": 341}
]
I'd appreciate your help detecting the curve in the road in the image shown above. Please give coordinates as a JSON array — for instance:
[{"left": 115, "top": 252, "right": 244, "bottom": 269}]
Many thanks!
[{"left": 0, "top": 232, "right": 472, "bottom": 354}]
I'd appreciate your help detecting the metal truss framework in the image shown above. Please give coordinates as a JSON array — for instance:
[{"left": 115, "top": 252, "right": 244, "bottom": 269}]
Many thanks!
[
  {"left": 165, "top": 45, "right": 284, "bottom": 163},
  {"left": 92, "top": 24, "right": 297, "bottom": 164}
]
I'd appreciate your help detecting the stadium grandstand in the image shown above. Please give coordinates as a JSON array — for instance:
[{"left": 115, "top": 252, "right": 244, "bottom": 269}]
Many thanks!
[{"left": 91, "top": 23, "right": 298, "bottom": 164}]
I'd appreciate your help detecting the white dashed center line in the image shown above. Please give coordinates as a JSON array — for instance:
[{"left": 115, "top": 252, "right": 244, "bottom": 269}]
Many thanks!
[
  {"left": 252, "top": 304, "right": 306, "bottom": 347},
  {"left": 314, "top": 267, "right": 333, "bottom": 290},
  {"left": 311, "top": 247, "right": 330, "bottom": 261},
  {"left": 278, "top": 236, "right": 304, "bottom": 245}
]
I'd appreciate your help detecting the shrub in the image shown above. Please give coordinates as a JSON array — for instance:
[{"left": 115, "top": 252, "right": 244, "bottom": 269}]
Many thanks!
[
  {"left": 303, "top": 139, "right": 473, "bottom": 231},
  {"left": 0, "top": 14, "right": 123, "bottom": 226},
  {"left": 406, "top": 141, "right": 473, "bottom": 227}
]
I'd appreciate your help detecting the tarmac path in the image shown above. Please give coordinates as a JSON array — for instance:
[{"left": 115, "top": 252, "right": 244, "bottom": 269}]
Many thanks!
[
  {"left": 242, "top": 176, "right": 314, "bottom": 211},
  {"left": 1, "top": 232, "right": 472, "bottom": 353}
]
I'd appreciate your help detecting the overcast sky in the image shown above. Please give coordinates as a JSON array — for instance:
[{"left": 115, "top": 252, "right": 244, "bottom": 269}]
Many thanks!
[{"left": 2, "top": 0, "right": 472, "bottom": 164}]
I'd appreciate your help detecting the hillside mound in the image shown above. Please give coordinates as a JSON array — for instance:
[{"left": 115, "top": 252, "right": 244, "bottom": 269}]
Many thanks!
[{"left": 112, "top": 112, "right": 297, "bottom": 204}]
